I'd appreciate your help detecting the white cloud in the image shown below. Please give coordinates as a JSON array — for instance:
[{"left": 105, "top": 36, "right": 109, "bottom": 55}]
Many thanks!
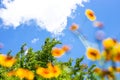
[
  {"left": 0, "top": 0, "right": 88, "bottom": 35},
  {"left": 31, "top": 38, "right": 39, "bottom": 44}
]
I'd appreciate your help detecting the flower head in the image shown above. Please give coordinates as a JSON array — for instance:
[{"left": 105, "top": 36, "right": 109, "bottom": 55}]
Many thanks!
[
  {"left": 113, "top": 53, "right": 120, "bottom": 62},
  {"left": 116, "top": 67, "right": 120, "bottom": 72},
  {"left": 86, "top": 47, "right": 101, "bottom": 61},
  {"left": 47, "top": 63, "right": 61, "bottom": 78},
  {"left": 102, "top": 50, "right": 112, "bottom": 61},
  {"left": 102, "top": 38, "right": 117, "bottom": 49},
  {"left": 15, "top": 68, "right": 34, "bottom": 80},
  {"left": 36, "top": 67, "right": 52, "bottom": 78},
  {"left": 69, "top": 23, "right": 79, "bottom": 31},
  {"left": 93, "top": 67, "right": 102, "bottom": 75},
  {"left": 85, "top": 9, "right": 96, "bottom": 21},
  {"left": 51, "top": 47, "right": 65, "bottom": 57},
  {"left": 0, "top": 54, "right": 16, "bottom": 68}
]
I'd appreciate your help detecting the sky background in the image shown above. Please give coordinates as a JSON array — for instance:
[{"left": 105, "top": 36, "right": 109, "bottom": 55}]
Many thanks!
[{"left": 0, "top": 0, "right": 120, "bottom": 70}]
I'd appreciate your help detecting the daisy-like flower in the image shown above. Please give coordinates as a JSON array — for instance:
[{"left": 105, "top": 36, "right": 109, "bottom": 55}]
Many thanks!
[
  {"left": 86, "top": 47, "right": 101, "bottom": 61},
  {"left": 102, "top": 38, "right": 117, "bottom": 49},
  {"left": 108, "top": 67, "right": 120, "bottom": 73},
  {"left": 47, "top": 63, "right": 61, "bottom": 78},
  {"left": 0, "top": 54, "right": 16, "bottom": 68},
  {"left": 15, "top": 68, "right": 34, "bottom": 80},
  {"left": 93, "top": 67, "right": 102, "bottom": 75},
  {"left": 116, "top": 67, "right": 120, "bottom": 72},
  {"left": 108, "top": 66, "right": 116, "bottom": 72},
  {"left": 102, "top": 50, "right": 112, "bottom": 61},
  {"left": 85, "top": 9, "right": 96, "bottom": 21},
  {"left": 69, "top": 23, "right": 79, "bottom": 31},
  {"left": 108, "top": 43, "right": 120, "bottom": 62},
  {"left": 113, "top": 53, "right": 120, "bottom": 62},
  {"left": 36, "top": 67, "right": 52, "bottom": 78},
  {"left": 51, "top": 47, "right": 65, "bottom": 57}
]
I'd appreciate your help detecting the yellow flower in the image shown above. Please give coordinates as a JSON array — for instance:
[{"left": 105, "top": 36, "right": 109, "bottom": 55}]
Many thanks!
[
  {"left": 51, "top": 47, "right": 65, "bottom": 57},
  {"left": 108, "top": 66, "right": 115, "bottom": 72},
  {"left": 101, "top": 50, "right": 112, "bottom": 61},
  {"left": 47, "top": 63, "right": 61, "bottom": 78},
  {"left": 36, "top": 67, "right": 52, "bottom": 78},
  {"left": 86, "top": 47, "right": 101, "bottom": 61},
  {"left": 113, "top": 53, "right": 120, "bottom": 62},
  {"left": 85, "top": 9, "right": 96, "bottom": 21},
  {"left": 0, "top": 54, "right": 6, "bottom": 65},
  {"left": 93, "top": 67, "right": 102, "bottom": 75},
  {"left": 108, "top": 67, "right": 120, "bottom": 73},
  {"left": 51, "top": 65, "right": 61, "bottom": 77},
  {"left": 69, "top": 23, "right": 79, "bottom": 31},
  {"left": 15, "top": 68, "right": 26, "bottom": 79},
  {"left": 102, "top": 38, "right": 116, "bottom": 49},
  {"left": 25, "top": 70, "right": 34, "bottom": 80},
  {"left": 0, "top": 54, "right": 16, "bottom": 68},
  {"left": 15, "top": 68, "right": 34, "bottom": 80},
  {"left": 116, "top": 67, "right": 120, "bottom": 72}
]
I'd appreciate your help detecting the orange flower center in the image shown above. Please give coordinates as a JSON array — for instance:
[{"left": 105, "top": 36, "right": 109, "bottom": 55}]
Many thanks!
[
  {"left": 89, "top": 13, "right": 94, "bottom": 17},
  {"left": 44, "top": 70, "right": 49, "bottom": 74},
  {"left": 5, "top": 56, "right": 13, "bottom": 61},
  {"left": 90, "top": 52, "right": 97, "bottom": 57}
]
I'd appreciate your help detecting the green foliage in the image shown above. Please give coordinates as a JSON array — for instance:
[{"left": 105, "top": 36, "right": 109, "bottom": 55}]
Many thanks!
[{"left": 0, "top": 38, "right": 97, "bottom": 80}]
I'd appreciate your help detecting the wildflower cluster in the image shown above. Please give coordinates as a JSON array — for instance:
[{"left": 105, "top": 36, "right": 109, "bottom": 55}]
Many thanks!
[
  {"left": 0, "top": 38, "right": 96, "bottom": 80},
  {"left": 70, "top": 9, "right": 120, "bottom": 80}
]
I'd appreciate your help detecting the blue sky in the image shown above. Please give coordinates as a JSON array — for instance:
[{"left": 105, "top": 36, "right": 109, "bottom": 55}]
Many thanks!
[{"left": 0, "top": 0, "right": 120, "bottom": 68}]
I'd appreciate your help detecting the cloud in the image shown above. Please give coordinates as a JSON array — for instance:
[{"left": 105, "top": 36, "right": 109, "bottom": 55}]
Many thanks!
[
  {"left": 31, "top": 38, "right": 39, "bottom": 44},
  {"left": 0, "top": 0, "right": 88, "bottom": 35}
]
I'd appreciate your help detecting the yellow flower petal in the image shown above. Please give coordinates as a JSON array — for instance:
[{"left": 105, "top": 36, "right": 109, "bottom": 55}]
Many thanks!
[
  {"left": 102, "top": 38, "right": 116, "bottom": 49},
  {"left": 86, "top": 47, "right": 101, "bottom": 61},
  {"left": 85, "top": 9, "right": 96, "bottom": 21},
  {"left": 51, "top": 47, "right": 65, "bottom": 57},
  {"left": 36, "top": 67, "right": 52, "bottom": 78}
]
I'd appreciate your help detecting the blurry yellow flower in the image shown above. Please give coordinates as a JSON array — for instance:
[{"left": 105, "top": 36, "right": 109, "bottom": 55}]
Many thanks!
[
  {"left": 102, "top": 51, "right": 112, "bottom": 61},
  {"left": 36, "top": 67, "right": 52, "bottom": 78},
  {"left": 49, "top": 65, "right": 61, "bottom": 78},
  {"left": 108, "top": 66, "right": 115, "bottom": 72},
  {"left": 102, "top": 38, "right": 116, "bottom": 49},
  {"left": 15, "top": 68, "right": 34, "bottom": 80},
  {"left": 116, "top": 67, "right": 120, "bottom": 72},
  {"left": 114, "top": 43, "right": 120, "bottom": 53},
  {"left": 0, "top": 54, "right": 16, "bottom": 68},
  {"left": 25, "top": 70, "right": 34, "bottom": 80},
  {"left": 113, "top": 53, "right": 120, "bottom": 62},
  {"left": 100, "top": 70, "right": 115, "bottom": 80},
  {"left": 15, "top": 68, "right": 26, "bottom": 79},
  {"left": 86, "top": 47, "right": 101, "bottom": 61},
  {"left": 51, "top": 47, "right": 65, "bottom": 57},
  {"left": 85, "top": 9, "right": 96, "bottom": 21},
  {"left": 108, "top": 67, "right": 120, "bottom": 73},
  {"left": 69, "top": 23, "right": 79, "bottom": 31},
  {"left": 0, "top": 54, "right": 6, "bottom": 65},
  {"left": 93, "top": 67, "right": 102, "bottom": 75}
]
